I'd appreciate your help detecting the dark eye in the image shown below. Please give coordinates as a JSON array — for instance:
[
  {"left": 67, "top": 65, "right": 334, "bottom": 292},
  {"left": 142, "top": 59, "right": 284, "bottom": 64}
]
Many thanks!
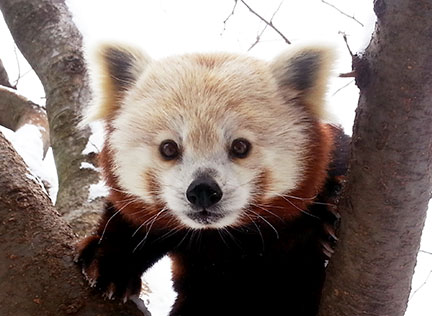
[
  {"left": 230, "top": 138, "right": 251, "bottom": 159},
  {"left": 159, "top": 140, "right": 180, "bottom": 160}
]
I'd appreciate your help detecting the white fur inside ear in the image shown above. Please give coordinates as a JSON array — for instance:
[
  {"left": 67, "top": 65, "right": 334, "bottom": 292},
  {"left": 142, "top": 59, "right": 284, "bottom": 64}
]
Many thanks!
[
  {"left": 80, "top": 42, "right": 153, "bottom": 127},
  {"left": 270, "top": 43, "right": 336, "bottom": 120}
]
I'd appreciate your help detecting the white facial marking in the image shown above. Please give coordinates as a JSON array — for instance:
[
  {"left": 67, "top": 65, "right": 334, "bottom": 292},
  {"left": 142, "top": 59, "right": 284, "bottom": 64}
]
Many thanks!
[{"left": 107, "top": 53, "right": 314, "bottom": 229}]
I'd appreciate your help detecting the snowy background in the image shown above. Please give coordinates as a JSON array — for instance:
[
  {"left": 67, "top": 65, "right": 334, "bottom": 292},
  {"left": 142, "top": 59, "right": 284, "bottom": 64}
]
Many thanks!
[{"left": 0, "top": 1, "right": 430, "bottom": 315}]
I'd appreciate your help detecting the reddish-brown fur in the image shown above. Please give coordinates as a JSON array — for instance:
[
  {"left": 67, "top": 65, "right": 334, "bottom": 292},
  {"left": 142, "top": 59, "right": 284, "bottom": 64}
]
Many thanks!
[
  {"left": 98, "top": 117, "right": 333, "bottom": 231},
  {"left": 76, "top": 45, "right": 347, "bottom": 316}
]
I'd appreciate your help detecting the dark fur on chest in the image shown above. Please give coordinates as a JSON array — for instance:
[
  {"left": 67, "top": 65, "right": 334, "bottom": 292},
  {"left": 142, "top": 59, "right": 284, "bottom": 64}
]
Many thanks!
[
  {"left": 169, "top": 218, "right": 326, "bottom": 316},
  {"left": 77, "top": 198, "right": 334, "bottom": 316}
]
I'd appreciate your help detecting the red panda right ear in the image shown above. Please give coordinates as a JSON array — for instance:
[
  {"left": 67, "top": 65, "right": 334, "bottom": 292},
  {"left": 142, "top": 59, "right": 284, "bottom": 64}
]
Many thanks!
[
  {"left": 82, "top": 43, "right": 152, "bottom": 124},
  {"left": 270, "top": 44, "right": 335, "bottom": 119}
]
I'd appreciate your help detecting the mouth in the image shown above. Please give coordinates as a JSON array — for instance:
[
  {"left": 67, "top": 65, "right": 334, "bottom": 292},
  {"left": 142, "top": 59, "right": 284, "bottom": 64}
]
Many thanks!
[{"left": 186, "top": 208, "right": 225, "bottom": 226}]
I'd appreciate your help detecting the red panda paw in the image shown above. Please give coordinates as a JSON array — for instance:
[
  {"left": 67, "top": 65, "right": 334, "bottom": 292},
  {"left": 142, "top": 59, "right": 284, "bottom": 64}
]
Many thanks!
[{"left": 74, "top": 235, "right": 142, "bottom": 302}]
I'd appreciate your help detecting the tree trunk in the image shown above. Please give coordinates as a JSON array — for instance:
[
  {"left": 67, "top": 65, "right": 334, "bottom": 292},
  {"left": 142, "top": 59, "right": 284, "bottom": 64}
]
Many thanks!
[
  {"left": 319, "top": 1, "right": 432, "bottom": 315},
  {"left": 0, "top": 132, "right": 149, "bottom": 316},
  {"left": 0, "top": 0, "right": 103, "bottom": 236}
]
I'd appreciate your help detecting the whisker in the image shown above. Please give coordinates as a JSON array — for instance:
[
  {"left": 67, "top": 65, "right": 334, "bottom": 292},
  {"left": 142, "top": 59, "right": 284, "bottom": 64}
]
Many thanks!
[
  {"left": 250, "top": 202, "right": 284, "bottom": 222},
  {"left": 274, "top": 193, "right": 320, "bottom": 220},
  {"left": 222, "top": 227, "right": 241, "bottom": 248},
  {"left": 247, "top": 209, "right": 280, "bottom": 240},
  {"left": 133, "top": 208, "right": 167, "bottom": 252},
  {"left": 242, "top": 212, "right": 265, "bottom": 251},
  {"left": 311, "top": 201, "right": 336, "bottom": 207},
  {"left": 176, "top": 229, "right": 192, "bottom": 249},
  {"left": 110, "top": 186, "right": 132, "bottom": 195},
  {"left": 154, "top": 228, "right": 181, "bottom": 243},
  {"left": 131, "top": 207, "right": 167, "bottom": 237},
  {"left": 99, "top": 199, "right": 136, "bottom": 243},
  {"left": 218, "top": 230, "right": 230, "bottom": 248}
]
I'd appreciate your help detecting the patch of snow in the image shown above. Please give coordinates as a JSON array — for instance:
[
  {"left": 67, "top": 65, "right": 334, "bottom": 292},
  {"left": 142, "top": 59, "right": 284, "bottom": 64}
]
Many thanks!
[
  {"left": 80, "top": 161, "right": 99, "bottom": 172},
  {"left": 25, "top": 172, "right": 48, "bottom": 195},
  {"left": 82, "top": 121, "right": 105, "bottom": 155},
  {"left": 88, "top": 179, "right": 110, "bottom": 202},
  {"left": 0, "top": 125, "right": 58, "bottom": 204},
  {"left": 141, "top": 256, "right": 176, "bottom": 316},
  {"left": 42, "top": 147, "right": 59, "bottom": 203}
]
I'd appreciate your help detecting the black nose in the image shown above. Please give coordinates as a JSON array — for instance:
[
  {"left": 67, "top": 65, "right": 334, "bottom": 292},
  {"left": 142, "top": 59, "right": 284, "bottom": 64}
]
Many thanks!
[{"left": 186, "top": 176, "right": 223, "bottom": 209}]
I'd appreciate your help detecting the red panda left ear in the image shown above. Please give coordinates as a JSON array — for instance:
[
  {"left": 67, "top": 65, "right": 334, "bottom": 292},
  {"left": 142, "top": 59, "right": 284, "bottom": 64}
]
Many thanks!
[
  {"left": 82, "top": 43, "right": 152, "bottom": 124},
  {"left": 270, "top": 44, "right": 335, "bottom": 119}
]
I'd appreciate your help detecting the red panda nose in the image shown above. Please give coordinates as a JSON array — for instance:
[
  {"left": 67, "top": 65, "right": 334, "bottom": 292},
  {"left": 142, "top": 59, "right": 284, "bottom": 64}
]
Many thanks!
[{"left": 186, "top": 176, "right": 223, "bottom": 209}]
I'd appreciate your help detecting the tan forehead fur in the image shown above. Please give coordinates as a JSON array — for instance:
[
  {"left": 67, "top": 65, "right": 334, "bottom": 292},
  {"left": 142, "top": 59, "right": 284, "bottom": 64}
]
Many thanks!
[{"left": 118, "top": 52, "right": 303, "bottom": 153}]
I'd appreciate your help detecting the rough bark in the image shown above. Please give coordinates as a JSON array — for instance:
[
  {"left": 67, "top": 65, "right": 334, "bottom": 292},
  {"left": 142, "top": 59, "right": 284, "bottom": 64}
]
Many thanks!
[
  {"left": 319, "top": 1, "right": 432, "bottom": 316},
  {"left": 0, "top": 132, "right": 149, "bottom": 316},
  {"left": 0, "top": 86, "right": 50, "bottom": 155},
  {"left": 0, "top": 57, "right": 13, "bottom": 88},
  {"left": 0, "top": 0, "right": 103, "bottom": 236}
]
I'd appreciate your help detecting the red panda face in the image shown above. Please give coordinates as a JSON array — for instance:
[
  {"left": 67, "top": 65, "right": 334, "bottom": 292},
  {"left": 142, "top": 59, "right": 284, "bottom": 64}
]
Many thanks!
[{"left": 86, "top": 44, "right": 334, "bottom": 229}]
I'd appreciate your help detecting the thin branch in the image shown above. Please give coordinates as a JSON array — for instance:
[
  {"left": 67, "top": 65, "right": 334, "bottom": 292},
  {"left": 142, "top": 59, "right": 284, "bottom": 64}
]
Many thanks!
[
  {"left": 248, "top": 1, "right": 284, "bottom": 51},
  {"left": 409, "top": 268, "right": 432, "bottom": 299},
  {"left": 0, "top": 86, "right": 50, "bottom": 155},
  {"left": 239, "top": 0, "right": 291, "bottom": 45},
  {"left": 222, "top": 0, "right": 238, "bottom": 33},
  {"left": 12, "top": 45, "right": 22, "bottom": 87},
  {"left": 339, "top": 31, "right": 354, "bottom": 58},
  {"left": 419, "top": 249, "right": 432, "bottom": 255},
  {"left": 339, "top": 71, "right": 356, "bottom": 78},
  {"left": 248, "top": 24, "right": 269, "bottom": 51},
  {"left": 332, "top": 79, "right": 355, "bottom": 96},
  {"left": 321, "top": 0, "right": 364, "bottom": 27}
]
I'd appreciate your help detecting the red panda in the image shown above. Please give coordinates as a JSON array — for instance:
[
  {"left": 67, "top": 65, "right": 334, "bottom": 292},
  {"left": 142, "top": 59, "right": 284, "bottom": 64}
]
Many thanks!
[{"left": 76, "top": 43, "right": 349, "bottom": 316}]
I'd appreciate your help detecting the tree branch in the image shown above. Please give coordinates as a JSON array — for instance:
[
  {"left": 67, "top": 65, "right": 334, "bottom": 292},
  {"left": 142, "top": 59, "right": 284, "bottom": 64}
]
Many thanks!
[
  {"left": 222, "top": 0, "right": 238, "bottom": 33},
  {"left": 0, "top": 0, "right": 104, "bottom": 236},
  {"left": 321, "top": 0, "right": 364, "bottom": 27},
  {"left": 331, "top": 79, "right": 355, "bottom": 96},
  {"left": 239, "top": 0, "right": 291, "bottom": 45},
  {"left": 0, "top": 132, "right": 148, "bottom": 316},
  {"left": 319, "top": 1, "right": 432, "bottom": 315},
  {"left": 0, "top": 86, "right": 50, "bottom": 155},
  {"left": 248, "top": 1, "right": 284, "bottom": 51}
]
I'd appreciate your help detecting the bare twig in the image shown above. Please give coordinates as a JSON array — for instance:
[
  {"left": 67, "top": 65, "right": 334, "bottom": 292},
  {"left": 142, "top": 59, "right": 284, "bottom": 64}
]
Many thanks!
[
  {"left": 332, "top": 79, "right": 355, "bottom": 96},
  {"left": 339, "top": 71, "right": 356, "bottom": 78},
  {"left": 339, "top": 31, "right": 354, "bottom": 58},
  {"left": 222, "top": 0, "right": 239, "bottom": 33},
  {"left": 248, "top": 1, "right": 284, "bottom": 51},
  {"left": 409, "top": 268, "right": 432, "bottom": 299},
  {"left": 12, "top": 45, "right": 22, "bottom": 87},
  {"left": 239, "top": 0, "right": 291, "bottom": 45},
  {"left": 321, "top": 0, "right": 364, "bottom": 27},
  {"left": 419, "top": 249, "right": 432, "bottom": 255}
]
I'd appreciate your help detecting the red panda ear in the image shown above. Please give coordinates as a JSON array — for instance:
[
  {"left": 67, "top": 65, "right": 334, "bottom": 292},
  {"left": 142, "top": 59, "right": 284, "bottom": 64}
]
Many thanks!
[
  {"left": 270, "top": 44, "right": 335, "bottom": 119},
  {"left": 82, "top": 43, "right": 152, "bottom": 124}
]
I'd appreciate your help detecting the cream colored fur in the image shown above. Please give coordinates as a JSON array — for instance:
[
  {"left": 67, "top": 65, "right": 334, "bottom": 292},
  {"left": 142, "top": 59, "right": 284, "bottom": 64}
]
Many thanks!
[
  {"left": 271, "top": 43, "right": 335, "bottom": 119},
  {"left": 85, "top": 44, "right": 334, "bottom": 229},
  {"left": 82, "top": 43, "right": 152, "bottom": 124}
]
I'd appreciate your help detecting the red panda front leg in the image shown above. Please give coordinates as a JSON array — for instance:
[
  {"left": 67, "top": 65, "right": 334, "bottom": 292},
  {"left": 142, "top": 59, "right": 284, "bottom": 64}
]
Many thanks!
[{"left": 75, "top": 202, "right": 173, "bottom": 301}]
